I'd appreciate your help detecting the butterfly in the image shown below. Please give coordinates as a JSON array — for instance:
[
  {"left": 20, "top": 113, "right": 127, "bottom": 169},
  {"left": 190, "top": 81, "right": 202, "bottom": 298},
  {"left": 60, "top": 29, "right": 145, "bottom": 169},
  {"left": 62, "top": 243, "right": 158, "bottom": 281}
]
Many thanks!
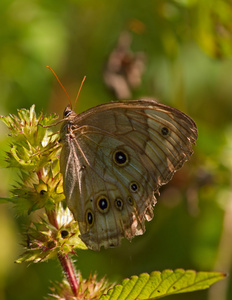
[{"left": 59, "top": 98, "right": 198, "bottom": 251}]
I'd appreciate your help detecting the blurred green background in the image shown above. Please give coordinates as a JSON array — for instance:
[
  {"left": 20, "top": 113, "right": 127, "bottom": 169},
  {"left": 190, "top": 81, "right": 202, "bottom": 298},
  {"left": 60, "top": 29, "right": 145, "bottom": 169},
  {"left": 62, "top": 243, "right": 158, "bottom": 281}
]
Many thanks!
[{"left": 0, "top": 0, "right": 232, "bottom": 299}]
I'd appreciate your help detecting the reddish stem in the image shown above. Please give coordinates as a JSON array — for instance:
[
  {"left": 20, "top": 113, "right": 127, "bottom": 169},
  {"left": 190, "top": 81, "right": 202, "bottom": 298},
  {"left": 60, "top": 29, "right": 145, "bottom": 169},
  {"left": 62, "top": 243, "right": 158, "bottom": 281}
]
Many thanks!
[
  {"left": 58, "top": 252, "right": 79, "bottom": 296},
  {"left": 45, "top": 210, "right": 79, "bottom": 296}
]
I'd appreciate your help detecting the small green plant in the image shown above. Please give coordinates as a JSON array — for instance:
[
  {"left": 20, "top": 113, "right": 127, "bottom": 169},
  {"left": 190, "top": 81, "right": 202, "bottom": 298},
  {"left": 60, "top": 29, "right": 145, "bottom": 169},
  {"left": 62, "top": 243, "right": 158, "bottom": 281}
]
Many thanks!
[{"left": 0, "top": 105, "right": 226, "bottom": 299}]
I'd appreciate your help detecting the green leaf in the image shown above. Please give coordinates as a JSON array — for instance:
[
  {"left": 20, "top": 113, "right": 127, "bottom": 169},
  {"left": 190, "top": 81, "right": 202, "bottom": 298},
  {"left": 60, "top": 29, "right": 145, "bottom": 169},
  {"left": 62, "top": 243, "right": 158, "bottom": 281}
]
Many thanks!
[{"left": 100, "top": 269, "right": 226, "bottom": 300}]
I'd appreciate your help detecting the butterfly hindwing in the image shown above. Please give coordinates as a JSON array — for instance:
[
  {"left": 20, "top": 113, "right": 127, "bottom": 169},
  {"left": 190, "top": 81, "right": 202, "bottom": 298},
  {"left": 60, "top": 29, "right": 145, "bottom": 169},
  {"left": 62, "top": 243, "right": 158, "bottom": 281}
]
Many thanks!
[{"left": 60, "top": 99, "right": 197, "bottom": 250}]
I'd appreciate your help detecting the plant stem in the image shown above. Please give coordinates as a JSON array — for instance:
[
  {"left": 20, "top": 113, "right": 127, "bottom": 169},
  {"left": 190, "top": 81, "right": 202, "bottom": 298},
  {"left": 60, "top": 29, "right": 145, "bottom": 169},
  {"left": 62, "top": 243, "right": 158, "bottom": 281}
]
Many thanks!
[
  {"left": 46, "top": 209, "right": 79, "bottom": 296},
  {"left": 58, "top": 252, "right": 79, "bottom": 297}
]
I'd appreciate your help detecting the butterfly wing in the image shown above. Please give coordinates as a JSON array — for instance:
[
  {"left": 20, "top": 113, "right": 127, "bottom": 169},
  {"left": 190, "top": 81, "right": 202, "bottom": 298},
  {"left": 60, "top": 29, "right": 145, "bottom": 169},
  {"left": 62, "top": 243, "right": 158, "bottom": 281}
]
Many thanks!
[{"left": 60, "top": 99, "right": 197, "bottom": 251}]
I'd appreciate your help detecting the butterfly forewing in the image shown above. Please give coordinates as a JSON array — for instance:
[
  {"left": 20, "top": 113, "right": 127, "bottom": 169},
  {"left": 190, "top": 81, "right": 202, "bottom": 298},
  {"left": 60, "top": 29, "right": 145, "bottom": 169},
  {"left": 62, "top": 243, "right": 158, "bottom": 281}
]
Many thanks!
[{"left": 60, "top": 99, "right": 197, "bottom": 250}]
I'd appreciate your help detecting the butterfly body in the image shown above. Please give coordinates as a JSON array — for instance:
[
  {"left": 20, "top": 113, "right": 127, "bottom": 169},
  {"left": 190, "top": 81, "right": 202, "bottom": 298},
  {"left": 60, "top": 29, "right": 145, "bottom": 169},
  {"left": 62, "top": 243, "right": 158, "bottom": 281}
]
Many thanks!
[{"left": 60, "top": 99, "right": 197, "bottom": 251}]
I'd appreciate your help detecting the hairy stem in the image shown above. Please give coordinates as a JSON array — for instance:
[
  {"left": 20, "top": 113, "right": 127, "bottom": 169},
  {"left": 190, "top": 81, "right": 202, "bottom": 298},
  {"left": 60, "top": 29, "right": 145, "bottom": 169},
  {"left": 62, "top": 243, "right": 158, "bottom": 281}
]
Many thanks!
[
  {"left": 58, "top": 252, "right": 79, "bottom": 296},
  {"left": 46, "top": 209, "right": 79, "bottom": 296}
]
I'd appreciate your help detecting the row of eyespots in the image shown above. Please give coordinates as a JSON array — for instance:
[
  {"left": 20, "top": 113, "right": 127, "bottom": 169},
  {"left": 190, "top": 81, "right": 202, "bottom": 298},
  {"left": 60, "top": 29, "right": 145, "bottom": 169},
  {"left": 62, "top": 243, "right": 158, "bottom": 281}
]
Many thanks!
[
  {"left": 95, "top": 181, "right": 139, "bottom": 213},
  {"left": 85, "top": 192, "right": 137, "bottom": 227}
]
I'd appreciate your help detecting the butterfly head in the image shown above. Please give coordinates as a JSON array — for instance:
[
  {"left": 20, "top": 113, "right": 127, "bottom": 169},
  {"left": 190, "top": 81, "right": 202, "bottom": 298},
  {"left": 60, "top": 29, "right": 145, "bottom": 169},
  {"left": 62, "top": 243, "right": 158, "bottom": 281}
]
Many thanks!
[
  {"left": 63, "top": 106, "right": 78, "bottom": 120},
  {"left": 63, "top": 106, "right": 72, "bottom": 118}
]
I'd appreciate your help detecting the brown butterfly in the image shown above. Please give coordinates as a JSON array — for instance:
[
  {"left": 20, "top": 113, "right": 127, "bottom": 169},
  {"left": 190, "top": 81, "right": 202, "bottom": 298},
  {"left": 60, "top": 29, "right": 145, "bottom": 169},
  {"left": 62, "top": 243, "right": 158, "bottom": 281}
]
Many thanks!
[{"left": 59, "top": 98, "right": 197, "bottom": 251}]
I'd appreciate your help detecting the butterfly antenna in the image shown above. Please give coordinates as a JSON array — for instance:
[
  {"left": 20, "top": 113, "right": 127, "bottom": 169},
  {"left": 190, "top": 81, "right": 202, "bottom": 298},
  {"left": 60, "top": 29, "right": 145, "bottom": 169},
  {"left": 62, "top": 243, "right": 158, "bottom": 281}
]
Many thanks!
[
  {"left": 73, "top": 75, "right": 86, "bottom": 110},
  {"left": 46, "top": 66, "right": 72, "bottom": 108}
]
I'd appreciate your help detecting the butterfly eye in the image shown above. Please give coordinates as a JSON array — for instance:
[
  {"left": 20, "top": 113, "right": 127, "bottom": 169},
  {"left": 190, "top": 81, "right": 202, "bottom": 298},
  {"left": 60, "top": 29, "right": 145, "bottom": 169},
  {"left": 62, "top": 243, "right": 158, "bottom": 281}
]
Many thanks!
[
  {"left": 114, "top": 198, "right": 124, "bottom": 211},
  {"left": 63, "top": 106, "right": 72, "bottom": 118},
  {"left": 97, "top": 196, "right": 110, "bottom": 213},
  {"left": 86, "top": 209, "right": 94, "bottom": 227},
  {"left": 130, "top": 181, "right": 140, "bottom": 192},
  {"left": 113, "top": 150, "right": 129, "bottom": 166},
  {"left": 161, "top": 127, "right": 169, "bottom": 136}
]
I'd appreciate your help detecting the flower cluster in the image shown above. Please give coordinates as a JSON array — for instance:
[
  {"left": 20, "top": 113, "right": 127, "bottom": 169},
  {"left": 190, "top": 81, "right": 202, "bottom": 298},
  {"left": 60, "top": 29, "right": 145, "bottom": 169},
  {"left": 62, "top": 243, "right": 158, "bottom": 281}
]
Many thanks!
[
  {"left": 17, "top": 204, "right": 86, "bottom": 263},
  {"left": 47, "top": 273, "right": 114, "bottom": 300},
  {"left": 0, "top": 105, "right": 87, "bottom": 263}
]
